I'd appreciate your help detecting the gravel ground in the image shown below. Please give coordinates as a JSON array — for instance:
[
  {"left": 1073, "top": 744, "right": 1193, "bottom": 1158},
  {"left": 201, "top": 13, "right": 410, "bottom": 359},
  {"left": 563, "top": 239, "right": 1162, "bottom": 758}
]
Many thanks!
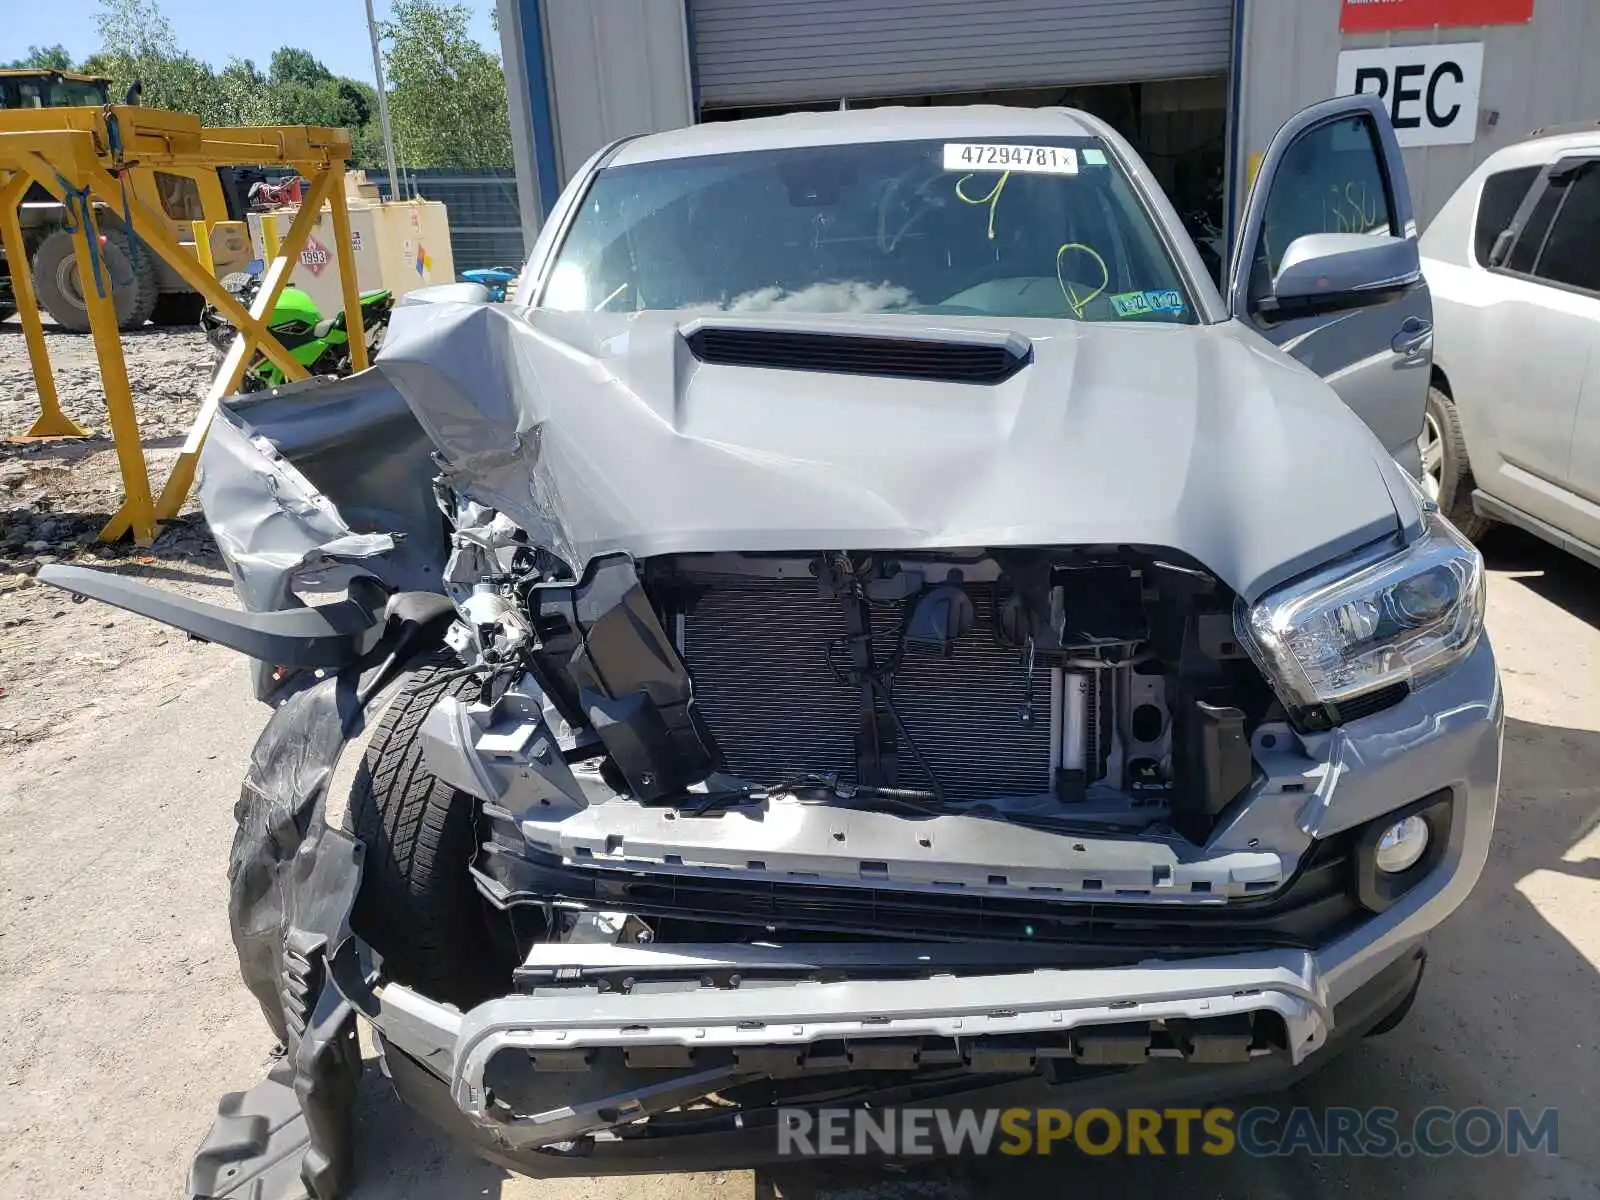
[
  {"left": 0, "top": 323, "right": 218, "bottom": 442},
  {"left": 0, "top": 320, "right": 230, "bottom": 756}
]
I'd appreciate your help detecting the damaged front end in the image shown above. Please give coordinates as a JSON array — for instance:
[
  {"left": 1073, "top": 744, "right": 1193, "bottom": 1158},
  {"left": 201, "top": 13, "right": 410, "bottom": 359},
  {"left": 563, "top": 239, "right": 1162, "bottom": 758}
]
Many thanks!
[
  {"left": 341, "top": 480, "right": 1495, "bottom": 1177},
  {"left": 39, "top": 298, "right": 1500, "bottom": 1196}
]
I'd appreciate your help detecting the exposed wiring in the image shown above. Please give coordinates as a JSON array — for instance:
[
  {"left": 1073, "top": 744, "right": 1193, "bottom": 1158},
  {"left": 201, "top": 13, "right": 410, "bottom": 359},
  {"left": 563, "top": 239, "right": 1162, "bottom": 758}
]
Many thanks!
[
  {"left": 817, "top": 552, "right": 949, "bottom": 802},
  {"left": 427, "top": 658, "right": 521, "bottom": 704},
  {"left": 869, "top": 675, "right": 947, "bottom": 804}
]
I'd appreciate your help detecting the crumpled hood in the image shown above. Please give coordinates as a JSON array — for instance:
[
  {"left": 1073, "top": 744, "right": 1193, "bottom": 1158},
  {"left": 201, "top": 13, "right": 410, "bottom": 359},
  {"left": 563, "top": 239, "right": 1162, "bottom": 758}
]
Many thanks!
[{"left": 373, "top": 302, "right": 1405, "bottom": 601}]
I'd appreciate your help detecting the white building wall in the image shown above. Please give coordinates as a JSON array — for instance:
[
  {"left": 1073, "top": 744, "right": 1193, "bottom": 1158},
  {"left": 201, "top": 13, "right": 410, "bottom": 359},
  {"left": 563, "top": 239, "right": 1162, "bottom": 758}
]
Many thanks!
[
  {"left": 516, "top": 0, "right": 1599, "bottom": 238},
  {"left": 540, "top": 0, "right": 695, "bottom": 184},
  {"left": 1239, "top": 0, "right": 1600, "bottom": 227}
]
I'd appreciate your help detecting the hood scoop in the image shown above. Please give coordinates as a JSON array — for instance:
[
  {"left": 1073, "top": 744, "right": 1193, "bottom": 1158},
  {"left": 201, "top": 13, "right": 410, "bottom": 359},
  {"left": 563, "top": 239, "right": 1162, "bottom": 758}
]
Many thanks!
[{"left": 683, "top": 324, "right": 1032, "bottom": 385}]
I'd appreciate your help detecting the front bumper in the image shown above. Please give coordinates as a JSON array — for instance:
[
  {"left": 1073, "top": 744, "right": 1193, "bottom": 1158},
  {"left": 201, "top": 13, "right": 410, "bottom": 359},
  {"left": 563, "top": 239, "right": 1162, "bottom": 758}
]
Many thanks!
[
  {"left": 366, "top": 638, "right": 1502, "bottom": 1172},
  {"left": 372, "top": 946, "right": 1428, "bottom": 1177},
  {"left": 190, "top": 639, "right": 1499, "bottom": 1195}
]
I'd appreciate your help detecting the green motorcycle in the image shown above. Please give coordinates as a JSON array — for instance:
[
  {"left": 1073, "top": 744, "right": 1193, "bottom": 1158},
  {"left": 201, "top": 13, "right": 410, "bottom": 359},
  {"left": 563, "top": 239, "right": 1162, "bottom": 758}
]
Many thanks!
[{"left": 200, "top": 271, "right": 395, "bottom": 393}]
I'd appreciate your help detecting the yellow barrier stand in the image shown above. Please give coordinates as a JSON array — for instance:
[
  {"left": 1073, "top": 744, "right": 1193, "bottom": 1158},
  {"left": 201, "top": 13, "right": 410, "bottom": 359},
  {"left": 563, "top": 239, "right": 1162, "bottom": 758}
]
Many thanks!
[
  {"left": 189, "top": 217, "right": 215, "bottom": 278},
  {"left": 153, "top": 166, "right": 343, "bottom": 524},
  {"left": 0, "top": 107, "right": 358, "bottom": 543},
  {"left": 0, "top": 171, "right": 89, "bottom": 439},
  {"left": 324, "top": 181, "right": 369, "bottom": 373},
  {"left": 259, "top": 212, "right": 281, "bottom": 260}
]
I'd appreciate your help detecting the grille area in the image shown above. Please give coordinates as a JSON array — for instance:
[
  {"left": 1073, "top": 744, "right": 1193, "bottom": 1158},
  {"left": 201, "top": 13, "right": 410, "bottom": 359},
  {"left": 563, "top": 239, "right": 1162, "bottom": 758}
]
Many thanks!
[
  {"left": 478, "top": 830, "right": 1361, "bottom": 954},
  {"left": 683, "top": 327, "right": 1030, "bottom": 384},
  {"left": 680, "top": 581, "right": 1053, "bottom": 800}
]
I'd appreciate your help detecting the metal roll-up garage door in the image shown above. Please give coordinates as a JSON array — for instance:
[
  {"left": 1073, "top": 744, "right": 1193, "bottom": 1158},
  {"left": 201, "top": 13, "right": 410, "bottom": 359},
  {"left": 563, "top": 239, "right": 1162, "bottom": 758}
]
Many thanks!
[{"left": 691, "top": 0, "right": 1234, "bottom": 108}]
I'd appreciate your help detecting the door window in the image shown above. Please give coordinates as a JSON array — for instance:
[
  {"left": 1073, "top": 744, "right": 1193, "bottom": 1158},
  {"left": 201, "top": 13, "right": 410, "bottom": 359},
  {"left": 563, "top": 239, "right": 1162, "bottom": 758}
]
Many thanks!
[
  {"left": 1249, "top": 114, "right": 1396, "bottom": 302},
  {"left": 154, "top": 172, "right": 206, "bottom": 222},
  {"left": 1473, "top": 166, "right": 1540, "bottom": 266},
  {"left": 1504, "top": 183, "right": 1563, "bottom": 275},
  {"left": 1530, "top": 163, "right": 1600, "bottom": 293}
]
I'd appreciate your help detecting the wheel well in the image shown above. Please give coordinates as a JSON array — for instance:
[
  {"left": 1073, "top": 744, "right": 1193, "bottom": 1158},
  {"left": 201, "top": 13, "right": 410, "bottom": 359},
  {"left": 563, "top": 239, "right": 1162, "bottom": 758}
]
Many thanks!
[{"left": 1431, "top": 365, "right": 1452, "bottom": 398}]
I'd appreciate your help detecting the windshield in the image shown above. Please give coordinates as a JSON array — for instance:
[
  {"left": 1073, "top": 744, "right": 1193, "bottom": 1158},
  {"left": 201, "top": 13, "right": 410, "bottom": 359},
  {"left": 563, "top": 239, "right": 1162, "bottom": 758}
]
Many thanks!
[
  {"left": 49, "top": 78, "right": 110, "bottom": 106},
  {"left": 539, "top": 136, "right": 1196, "bottom": 324},
  {"left": 0, "top": 76, "right": 110, "bottom": 109}
]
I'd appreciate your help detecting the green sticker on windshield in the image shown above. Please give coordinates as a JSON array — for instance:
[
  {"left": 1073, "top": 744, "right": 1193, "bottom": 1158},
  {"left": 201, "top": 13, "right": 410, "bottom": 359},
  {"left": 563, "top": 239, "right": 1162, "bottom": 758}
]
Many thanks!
[
  {"left": 1110, "top": 289, "right": 1185, "bottom": 317},
  {"left": 1082, "top": 148, "right": 1107, "bottom": 166}
]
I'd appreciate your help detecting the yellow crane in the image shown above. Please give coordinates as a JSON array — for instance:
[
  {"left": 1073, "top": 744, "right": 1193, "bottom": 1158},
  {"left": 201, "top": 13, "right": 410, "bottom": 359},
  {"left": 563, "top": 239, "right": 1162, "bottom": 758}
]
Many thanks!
[
  {"left": 0, "top": 69, "right": 259, "bottom": 333},
  {"left": 0, "top": 100, "right": 365, "bottom": 544}
]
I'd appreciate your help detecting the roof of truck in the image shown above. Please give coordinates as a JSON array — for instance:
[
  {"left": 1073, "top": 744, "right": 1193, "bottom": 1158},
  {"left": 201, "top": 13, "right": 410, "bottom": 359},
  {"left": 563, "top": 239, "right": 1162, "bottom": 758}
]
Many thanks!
[
  {"left": 608, "top": 105, "right": 1103, "bottom": 166},
  {"left": 0, "top": 69, "right": 110, "bottom": 84}
]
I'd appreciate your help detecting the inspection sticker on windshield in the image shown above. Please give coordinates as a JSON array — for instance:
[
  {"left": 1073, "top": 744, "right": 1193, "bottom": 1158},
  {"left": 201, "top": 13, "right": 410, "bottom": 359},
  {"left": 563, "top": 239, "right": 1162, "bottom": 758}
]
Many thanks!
[
  {"left": 1110, "top": 290, "right": 1185, "bottom": 317},
  {"left": 943, "top": 143, "right": 1078, "bottom": 175}
]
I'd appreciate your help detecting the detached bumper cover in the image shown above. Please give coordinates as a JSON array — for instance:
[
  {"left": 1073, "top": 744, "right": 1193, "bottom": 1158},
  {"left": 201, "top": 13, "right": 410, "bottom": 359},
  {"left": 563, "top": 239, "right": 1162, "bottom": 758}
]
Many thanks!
[
  {"left": 365, "top": 937, "right": 1391, "bottom": 1159},
  {"left": 435, "top": 953, "right": 1329, "bottom": 1142}
]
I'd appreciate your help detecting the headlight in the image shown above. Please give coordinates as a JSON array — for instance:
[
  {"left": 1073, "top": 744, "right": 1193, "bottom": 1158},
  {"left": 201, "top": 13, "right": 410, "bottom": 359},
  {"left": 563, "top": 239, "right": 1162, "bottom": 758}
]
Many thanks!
[{"left": 1236, "top": 511, "right": 1484, "bottom": 726}]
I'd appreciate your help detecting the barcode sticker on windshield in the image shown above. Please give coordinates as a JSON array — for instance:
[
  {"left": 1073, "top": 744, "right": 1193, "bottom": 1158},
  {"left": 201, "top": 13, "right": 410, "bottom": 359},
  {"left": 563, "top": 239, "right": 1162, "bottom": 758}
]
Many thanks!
[{"left": 942, "top": 143, "right": 1079, "bottom": 175}]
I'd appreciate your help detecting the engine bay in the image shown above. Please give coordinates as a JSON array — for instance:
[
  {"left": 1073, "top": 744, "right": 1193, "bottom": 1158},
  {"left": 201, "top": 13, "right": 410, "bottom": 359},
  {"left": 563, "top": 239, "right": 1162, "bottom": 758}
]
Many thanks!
[
  {"left": 424, "top": 518, "right": 1332, "bottom": 957},
  {"left": 649, "top": 548, "right": 1276, "bottom": 840},
  {"left": 436, "top": 495, "right": 1282, "bottom": 845}
]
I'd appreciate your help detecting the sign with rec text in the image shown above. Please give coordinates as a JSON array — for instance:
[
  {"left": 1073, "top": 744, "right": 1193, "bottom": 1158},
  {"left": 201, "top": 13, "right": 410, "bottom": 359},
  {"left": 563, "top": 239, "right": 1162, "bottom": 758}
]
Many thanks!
[
  {"left": 1339, "top": 0, "right": 1533, "bottom": 33},
  {"left": 1336, "top": 42, "right": 1484, "bottom": 146}
]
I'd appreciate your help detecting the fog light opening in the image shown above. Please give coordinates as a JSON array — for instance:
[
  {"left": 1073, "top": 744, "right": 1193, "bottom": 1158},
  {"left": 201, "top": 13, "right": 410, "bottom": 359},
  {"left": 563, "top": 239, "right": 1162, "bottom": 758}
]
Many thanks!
[{"left": 1374, "top": 815, "right": 1430, "bottom": 874}]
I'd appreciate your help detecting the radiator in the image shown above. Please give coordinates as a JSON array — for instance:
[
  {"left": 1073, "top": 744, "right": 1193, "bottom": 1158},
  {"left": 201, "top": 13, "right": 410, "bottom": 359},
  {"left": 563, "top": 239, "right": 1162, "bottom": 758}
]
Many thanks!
[{"left": 679, "top": 581, "right": 1056, "bottom": 801}]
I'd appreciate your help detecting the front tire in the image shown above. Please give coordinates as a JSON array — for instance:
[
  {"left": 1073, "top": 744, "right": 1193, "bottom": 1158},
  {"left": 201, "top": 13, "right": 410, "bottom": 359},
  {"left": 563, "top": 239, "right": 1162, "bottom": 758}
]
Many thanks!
[
  {"left": 347, "top": 658, "right": 516, "bottom": 1007},
  {"left": 1422, "top": 386, "right": 1493, "bottom": 541},
  {"left": 30, "top": 226, "right": 158, "bottom": 332}
]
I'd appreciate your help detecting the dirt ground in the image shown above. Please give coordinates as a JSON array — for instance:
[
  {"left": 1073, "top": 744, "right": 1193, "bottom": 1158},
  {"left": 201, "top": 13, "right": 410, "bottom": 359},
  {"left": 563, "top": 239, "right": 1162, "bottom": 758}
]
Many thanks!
[
  {"left": 0, "top": 323, "right": 1596, "bottom": 1198},
  {"left": 0, "top": 321, "right": 230, "bottom": 756}
]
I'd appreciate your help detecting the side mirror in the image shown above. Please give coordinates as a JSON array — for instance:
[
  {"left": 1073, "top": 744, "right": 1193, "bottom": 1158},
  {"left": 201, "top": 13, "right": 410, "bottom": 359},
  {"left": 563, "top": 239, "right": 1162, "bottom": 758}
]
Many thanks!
[{"left": 1260, "top": 233, "right": 1420, "bottom": 318}]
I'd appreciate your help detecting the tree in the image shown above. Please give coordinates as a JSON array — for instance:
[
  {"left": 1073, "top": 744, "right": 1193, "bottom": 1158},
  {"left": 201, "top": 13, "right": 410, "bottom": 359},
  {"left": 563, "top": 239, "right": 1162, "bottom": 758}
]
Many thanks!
[
  {"left": 259, "top": 47, "right": 379, "bottom": 135},
  {"left": 83, "top": 0, "right": 386, "bottom": 158},
  {"left": 95, "top": 0, "right": 177, "bottom": 59},
  {"left": 3, "top": 45, "right": 75, "bottom": 70},
  {"left": 66, "top": 0, "right": 514, "bottom": 177},
  {"left": 334, "top": 79, "right": 375, "bottom": 128},
  {"left": 215, "top": 58, "right": 275, "bottom": 127},
  {"left": 382, "top": 0, "right": 512, "bottom": 169},
  {"left": 269, "top": 47, "right": 331, "bottom": 88},
  {"left": 91, "top": 0, "right": 220, "bottom": 119}
]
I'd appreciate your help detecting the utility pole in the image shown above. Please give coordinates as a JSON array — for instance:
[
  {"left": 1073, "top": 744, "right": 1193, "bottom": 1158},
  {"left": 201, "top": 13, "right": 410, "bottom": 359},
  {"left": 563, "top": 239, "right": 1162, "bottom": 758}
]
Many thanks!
[{"left": 364, "top": 0, "right": 402, "bottom": 201}]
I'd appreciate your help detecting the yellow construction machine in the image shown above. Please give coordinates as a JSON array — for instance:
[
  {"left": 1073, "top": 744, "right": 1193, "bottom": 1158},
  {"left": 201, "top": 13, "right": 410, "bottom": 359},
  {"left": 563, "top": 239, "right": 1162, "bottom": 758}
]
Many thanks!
[
  {"left": 0, "top": 67, "right": 255, "bottom": 330},
  {"left": 0, "top": 99, "right": 363, "bottom": 544}
]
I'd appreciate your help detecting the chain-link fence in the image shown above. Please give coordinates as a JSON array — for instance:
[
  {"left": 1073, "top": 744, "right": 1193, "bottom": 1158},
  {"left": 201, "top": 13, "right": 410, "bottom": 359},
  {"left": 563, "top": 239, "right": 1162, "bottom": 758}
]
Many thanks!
[
  {"left": 261, "top": 165, "right": 527, "bottom": 275},
  {"left": 371, "top": 167, "right": 525, "bottom": 273}
]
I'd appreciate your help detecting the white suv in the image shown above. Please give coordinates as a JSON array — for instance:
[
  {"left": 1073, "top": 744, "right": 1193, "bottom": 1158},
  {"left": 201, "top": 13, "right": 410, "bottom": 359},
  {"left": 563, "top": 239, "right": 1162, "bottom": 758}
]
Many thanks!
[{"left": 1419, "top": 125, "right": 1600, "bottom": 566}]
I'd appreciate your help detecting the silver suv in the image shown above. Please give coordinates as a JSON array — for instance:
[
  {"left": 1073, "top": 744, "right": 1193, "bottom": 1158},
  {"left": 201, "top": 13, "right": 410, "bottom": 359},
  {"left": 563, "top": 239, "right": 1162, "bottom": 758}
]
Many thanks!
[
  {"left": 43, "top": 94, "right": 1499, "bottom": 1190},
  {"left": 1420, "top": 125, "right": 1600, "bottom": 566}
]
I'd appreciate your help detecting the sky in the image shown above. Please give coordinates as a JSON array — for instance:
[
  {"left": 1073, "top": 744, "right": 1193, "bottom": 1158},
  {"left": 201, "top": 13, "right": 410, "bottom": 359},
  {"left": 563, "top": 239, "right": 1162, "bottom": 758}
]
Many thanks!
[{"left": 1, "top": 0, "right": 502, "bottom": 85}]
